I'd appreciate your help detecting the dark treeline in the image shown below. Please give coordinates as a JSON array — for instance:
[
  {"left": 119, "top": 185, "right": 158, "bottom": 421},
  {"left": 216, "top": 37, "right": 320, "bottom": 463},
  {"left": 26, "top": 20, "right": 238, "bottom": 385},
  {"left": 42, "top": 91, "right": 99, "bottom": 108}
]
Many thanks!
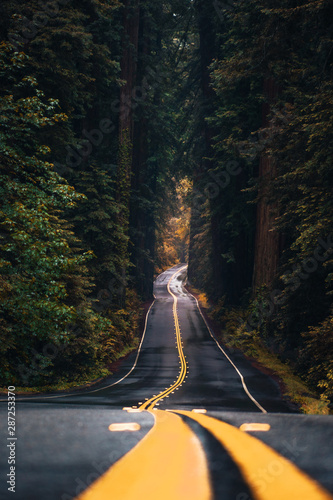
[
  {"left": 186, "top": 0, "right": 333, "bottom": 399},
  {"left": 0, "top": 1, "right": 332, "bottom": 396},
  {"left": 0, "top": 0, "right": 188, "bottom": 387}
]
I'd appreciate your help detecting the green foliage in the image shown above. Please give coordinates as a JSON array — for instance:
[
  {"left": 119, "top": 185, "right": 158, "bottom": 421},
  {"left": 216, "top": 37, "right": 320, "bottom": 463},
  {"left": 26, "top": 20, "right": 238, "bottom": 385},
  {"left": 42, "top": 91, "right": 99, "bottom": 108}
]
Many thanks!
[
  {"left": 300, "top": 312, "right": 333, "bottom": 397},
  {"left": 187, "top": 0, "right": 333, "bottom": 398},
  {"left": 0, "top": 41, "right": 99, "bottom": 385},
  {"left": 0, "top": 25, "right": 139, "bottom": 388},
  {"left": 0, "top": 0, "right": 177, "bottom": 388},
  {"left": 155, "top": 178, "right": 191, "bottom": 273},
  {"left": 1, "top": 0, "right": 332, "bottom": 399}
]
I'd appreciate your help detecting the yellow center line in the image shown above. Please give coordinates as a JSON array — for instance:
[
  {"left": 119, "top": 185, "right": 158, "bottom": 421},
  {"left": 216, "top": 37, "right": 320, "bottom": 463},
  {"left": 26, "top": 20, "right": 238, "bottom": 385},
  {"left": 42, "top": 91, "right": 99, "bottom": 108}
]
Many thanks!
[
  {"left": 76, "top": 409, "right": 212, "bottom": 500},
  {"left": 174, "top": 410, "right": 333, "bottom": 500},
  {"left": 138, "top": 266, "right": 188, "bottom": 411}
]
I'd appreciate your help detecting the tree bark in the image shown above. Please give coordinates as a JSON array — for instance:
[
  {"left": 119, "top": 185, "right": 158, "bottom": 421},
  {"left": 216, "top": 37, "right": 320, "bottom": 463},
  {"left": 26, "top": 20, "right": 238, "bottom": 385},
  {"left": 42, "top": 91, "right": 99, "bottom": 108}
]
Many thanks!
[
  {"left": 253, "top": 77, "right": 281, "bottom": 290},
  {"left": 119, "top": 0, "right": 140, "bottom": 144},
  {"left": 116, "top": 0, "right": 140, "bottom": 304}
]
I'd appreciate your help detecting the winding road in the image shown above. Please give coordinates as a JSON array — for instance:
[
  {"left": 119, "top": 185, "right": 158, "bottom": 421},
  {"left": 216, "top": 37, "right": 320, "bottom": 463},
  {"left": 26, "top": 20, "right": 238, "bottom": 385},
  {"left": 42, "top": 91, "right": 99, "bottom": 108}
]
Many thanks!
[{"left": 1, "top": 265, "right": 333, "bottom": 499}]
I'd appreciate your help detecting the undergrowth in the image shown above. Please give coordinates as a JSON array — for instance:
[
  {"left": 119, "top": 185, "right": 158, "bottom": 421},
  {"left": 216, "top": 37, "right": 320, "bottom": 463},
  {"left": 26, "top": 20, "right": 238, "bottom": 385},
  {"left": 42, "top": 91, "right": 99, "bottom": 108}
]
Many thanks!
[{"left": 189, "top": 286, "right": 330, "bottom": 415}]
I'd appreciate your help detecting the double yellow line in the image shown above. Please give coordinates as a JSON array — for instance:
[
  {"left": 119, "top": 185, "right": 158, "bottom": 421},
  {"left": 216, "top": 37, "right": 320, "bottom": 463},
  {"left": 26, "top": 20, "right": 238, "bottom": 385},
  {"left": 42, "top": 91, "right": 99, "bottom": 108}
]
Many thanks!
[
  {"left": 77, "top": 409, "right": 333, "bottom": 500},
  {"left": 77, "top": 409, "right": 212, "bottom": 500},
  {"left": 138, "top": 266, "right": 188, "bottom": 411},
  {"left": 77, "top": 264, "right": 333, "bottom": 500}
]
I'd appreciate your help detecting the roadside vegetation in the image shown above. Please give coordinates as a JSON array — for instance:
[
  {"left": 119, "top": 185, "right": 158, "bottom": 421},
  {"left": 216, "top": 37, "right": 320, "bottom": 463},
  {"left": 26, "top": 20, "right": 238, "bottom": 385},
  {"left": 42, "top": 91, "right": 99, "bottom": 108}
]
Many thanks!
[
  {"left": 1, "top": 1, "right": 332, "bottom": 399},
  {"left": 0, "top": 1, "right": 184, "bottom": 389},
  {"left": 188, "top": 285, "right": 331, "bottom": 415}
]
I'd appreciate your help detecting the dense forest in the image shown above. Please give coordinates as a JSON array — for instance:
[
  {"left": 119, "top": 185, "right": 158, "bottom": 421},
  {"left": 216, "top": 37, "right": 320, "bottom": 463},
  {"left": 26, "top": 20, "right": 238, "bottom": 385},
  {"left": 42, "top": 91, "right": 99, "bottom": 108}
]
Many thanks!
[{"left": 0, "top": 0, "right": 332, "bottom": 399}]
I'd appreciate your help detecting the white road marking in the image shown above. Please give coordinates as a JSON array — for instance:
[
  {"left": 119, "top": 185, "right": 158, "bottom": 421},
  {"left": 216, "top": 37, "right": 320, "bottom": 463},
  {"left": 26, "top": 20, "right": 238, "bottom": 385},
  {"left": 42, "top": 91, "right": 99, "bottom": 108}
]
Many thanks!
[
  {"left": 1, "top": 265, "right": 267, "bottom": 413},
  {"left": 0, "top": 272, "right": 172, "bottom": 402},
  {"left": 183, "top": 267, "right": 268, "bottom": 414}
]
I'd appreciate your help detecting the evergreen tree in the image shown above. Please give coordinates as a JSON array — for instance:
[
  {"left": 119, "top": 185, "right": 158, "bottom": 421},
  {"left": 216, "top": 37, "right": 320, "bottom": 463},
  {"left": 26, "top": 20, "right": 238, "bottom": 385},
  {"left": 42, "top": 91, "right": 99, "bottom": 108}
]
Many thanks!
[{"left": 0, "top": 42, "right": 110, "bottom": 385}]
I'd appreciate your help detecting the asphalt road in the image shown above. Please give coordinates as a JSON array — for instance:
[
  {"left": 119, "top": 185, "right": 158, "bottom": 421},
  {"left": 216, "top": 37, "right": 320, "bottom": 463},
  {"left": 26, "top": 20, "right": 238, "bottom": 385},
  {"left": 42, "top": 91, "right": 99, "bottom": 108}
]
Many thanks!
[{"left": 0, "top": 264, "right": 332, "bottom": 499}]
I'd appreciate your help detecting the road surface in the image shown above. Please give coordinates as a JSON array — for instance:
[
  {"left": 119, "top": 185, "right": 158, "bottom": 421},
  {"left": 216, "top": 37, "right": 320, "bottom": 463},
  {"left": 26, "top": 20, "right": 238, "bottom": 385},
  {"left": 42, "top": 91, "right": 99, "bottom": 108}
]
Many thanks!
[{"left": 0, "top": 265, "right": 332, "bottom": 499}]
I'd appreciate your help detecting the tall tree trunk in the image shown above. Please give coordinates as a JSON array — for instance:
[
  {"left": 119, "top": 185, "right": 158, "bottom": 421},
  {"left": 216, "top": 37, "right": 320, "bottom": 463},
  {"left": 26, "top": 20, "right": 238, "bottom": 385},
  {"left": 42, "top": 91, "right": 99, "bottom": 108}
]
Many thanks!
[
  {"left": 253, "top": 77, "right": 280, "bottom": 291},
  {"left": 116, "top": 0, "right": 140, "bottom": 304},
  {"left": 190, "top": 0, "right": 222, "bottom": 297},
  {"left": 119, "top": 0, "right": 140, "bottom": 144},
  {"left": 129, "top": 7, "right": 157, "bottom": 299}
]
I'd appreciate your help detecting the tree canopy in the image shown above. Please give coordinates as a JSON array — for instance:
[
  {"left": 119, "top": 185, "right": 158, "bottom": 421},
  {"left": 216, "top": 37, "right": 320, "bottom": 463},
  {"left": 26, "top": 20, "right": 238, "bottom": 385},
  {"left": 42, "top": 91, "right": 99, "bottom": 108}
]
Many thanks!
[{"left": 0, "top": 0, "right": 332, "bottom": 397}]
